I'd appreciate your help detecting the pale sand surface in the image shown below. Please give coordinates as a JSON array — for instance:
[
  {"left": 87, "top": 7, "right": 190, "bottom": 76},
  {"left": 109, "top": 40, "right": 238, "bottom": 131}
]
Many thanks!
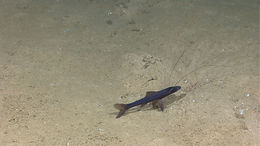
[{"left": 0, "top": 0, "right": 259, "bottom": 145}]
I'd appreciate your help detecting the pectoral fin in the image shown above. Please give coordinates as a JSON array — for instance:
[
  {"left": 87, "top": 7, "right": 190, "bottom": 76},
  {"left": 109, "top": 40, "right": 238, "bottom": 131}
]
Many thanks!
[
  {"left": 158, "top": 99, "right": 164, "bottom": 111},
  {"left": 152, "top": 99, "right": 164, "bottom": 111}
]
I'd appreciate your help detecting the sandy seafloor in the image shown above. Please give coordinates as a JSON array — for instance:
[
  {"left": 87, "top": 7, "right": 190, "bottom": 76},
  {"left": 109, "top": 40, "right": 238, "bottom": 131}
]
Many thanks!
[{"left": 0, "top": 0, "right": 259, "bottom": 145}]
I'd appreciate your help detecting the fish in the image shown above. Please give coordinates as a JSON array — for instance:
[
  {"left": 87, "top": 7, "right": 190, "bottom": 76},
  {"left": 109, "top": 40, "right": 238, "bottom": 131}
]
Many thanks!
[{"left": 114, "top": 86, "right": 181, "bottom": 118}]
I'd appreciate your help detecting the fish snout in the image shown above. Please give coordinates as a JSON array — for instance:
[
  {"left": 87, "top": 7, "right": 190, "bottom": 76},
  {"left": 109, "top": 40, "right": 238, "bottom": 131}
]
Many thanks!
[
  {"left": 170, "top": 86, "right": 181, "bottom": 93},
  {"left": 175, "top": 86, "right": 181, "bottom": 90}
]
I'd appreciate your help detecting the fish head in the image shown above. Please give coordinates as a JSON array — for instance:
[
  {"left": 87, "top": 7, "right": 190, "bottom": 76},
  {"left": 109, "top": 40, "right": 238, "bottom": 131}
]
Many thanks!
[{"left": 169, "top": 86, "right": 181, "bottom": 93}]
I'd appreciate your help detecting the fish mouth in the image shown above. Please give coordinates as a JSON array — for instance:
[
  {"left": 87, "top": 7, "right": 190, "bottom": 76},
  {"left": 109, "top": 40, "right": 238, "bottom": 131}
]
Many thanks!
[
  {"left": 169, "top": 86, "right": 181, "bottom": 93},
  {"left": 175, "top": 86, "right": 181, "bottom": 90}
]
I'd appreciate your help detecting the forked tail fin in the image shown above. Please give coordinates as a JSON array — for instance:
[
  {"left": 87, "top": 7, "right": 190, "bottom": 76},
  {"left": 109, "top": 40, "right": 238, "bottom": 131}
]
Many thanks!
[{"left": 114, "top": 104, "right": 128, "bottom": 118}]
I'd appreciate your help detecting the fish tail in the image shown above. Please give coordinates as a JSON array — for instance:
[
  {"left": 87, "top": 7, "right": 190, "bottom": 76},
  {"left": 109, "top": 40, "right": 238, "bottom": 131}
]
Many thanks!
[{"left": 114, "top": 104, "right": 128, "bottom": 118}]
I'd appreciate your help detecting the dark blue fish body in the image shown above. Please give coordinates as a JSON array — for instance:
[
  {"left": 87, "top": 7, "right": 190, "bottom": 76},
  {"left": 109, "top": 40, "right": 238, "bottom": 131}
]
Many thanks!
[
  {"left": 114, "top": 86, "right": 181, "bottom": 118},
  {"left": 126, "top": 86, "right": 181, "bottom": 109}
]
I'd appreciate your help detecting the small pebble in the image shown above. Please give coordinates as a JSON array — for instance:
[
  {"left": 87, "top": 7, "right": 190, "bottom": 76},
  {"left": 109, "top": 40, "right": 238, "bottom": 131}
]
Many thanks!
[
  {"left": 98, "top": 128, "right": 104, "bottom": 132},
  {"left": 239, "top": 109, "right": 244, "bottom": 115},
  {"left": 246, "top": 93, "right": 250, "bottom": 97},
  {"left": 107, "top": 10, "right": 112, "bottom": 15}
]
